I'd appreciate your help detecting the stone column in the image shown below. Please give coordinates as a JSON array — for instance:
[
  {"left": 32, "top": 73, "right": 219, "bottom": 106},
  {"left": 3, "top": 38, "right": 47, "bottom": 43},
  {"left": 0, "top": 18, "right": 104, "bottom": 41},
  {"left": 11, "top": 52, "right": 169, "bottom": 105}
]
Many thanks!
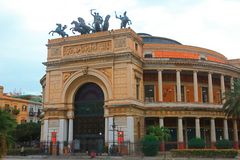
[
  {"left": 195, "top": 117, "right": 201, "bottom": 138},
  {"left": 159, "top": 117, "right": 164, "bottom": 127},
  {"left": 105, "top": 117, "right": 109, "bottom": 144},
  {"left": 59, "top": 119, "right": 67, "bottom": 154},
  {"left": 233, "top": 119, "right": 239, "bottom": 149},
  {"left": 223, "top": 118, "right": 229, "bottom": 140},
  {"left": 230, "top": 77, "right": 234, "bottom": 90},
  {"left": 159, "top": 117, "right": 165, "bottom": 152},
  {"left": 68, "top": 119, "right": 73, "bottom": 143},
  {"left": 210, "top": 118, "right": 216, "bottom": 149},
  {"left": 108, "top": 117, "right": 113, "bottom": 148},
  {"left": 193, "top": 71, "right": 199, "bottom": 103},
  {"left": 176, "top": 70, "right": 182, "bottom": 102},
  {"left": 67, "top": 110, "right": 74, "bottom": 144},
  {"left": 43, "top": 119, "right": 49, "bottom": 142},
  {"left": 127, "top": 116, "right": 135, "bottom": 152},
  {"left": 208, "top": 72, "right": 213, "bottom": 103},
  {"left": 220, "top": 74, "right": 226, "bottom": 104},
  {"left": 178, "top": 117, "right": 184, "bottom": 149},
  {"left": 158, "top": 70, "right": 163, "bottom": 102},
  {"left": 127, "top": 116, "right": 134, "bottom": 143},
  {"left": 40, "top": 121, "right": 44, "bottom": 142}
]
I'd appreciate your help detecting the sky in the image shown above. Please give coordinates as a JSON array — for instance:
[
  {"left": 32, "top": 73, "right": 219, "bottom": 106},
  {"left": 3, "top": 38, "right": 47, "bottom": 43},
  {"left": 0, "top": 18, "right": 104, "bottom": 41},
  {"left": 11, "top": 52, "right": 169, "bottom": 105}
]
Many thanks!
[{"left": 0, "top": 0, "right": 240, "bottom": 95}]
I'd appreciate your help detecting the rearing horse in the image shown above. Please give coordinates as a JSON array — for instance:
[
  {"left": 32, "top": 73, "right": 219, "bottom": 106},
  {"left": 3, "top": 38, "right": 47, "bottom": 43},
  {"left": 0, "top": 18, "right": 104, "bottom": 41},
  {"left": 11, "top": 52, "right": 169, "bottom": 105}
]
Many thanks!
[
  {"left": 70, "top": 21, "right": 82, "bottom": 34},
  {"left": 49, "top": 24, "right": 68, "bottom": 37}
]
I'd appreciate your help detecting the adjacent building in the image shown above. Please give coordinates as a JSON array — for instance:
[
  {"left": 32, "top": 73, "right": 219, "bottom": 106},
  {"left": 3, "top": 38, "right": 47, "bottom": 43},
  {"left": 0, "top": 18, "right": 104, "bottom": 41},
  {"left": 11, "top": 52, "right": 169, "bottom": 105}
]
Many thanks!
[
  {"left": 40, "top": 28, "right": 240, "bottom": 154},
  {"left": 0, "top": 86, "right": 43, "bottom": 123}
]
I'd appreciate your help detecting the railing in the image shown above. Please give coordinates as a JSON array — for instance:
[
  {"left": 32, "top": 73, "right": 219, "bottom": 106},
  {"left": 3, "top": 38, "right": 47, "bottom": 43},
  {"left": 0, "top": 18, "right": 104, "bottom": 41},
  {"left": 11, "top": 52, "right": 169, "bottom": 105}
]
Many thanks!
[{"left": 29, "top": 111, "right": 35, "bottom": 116}]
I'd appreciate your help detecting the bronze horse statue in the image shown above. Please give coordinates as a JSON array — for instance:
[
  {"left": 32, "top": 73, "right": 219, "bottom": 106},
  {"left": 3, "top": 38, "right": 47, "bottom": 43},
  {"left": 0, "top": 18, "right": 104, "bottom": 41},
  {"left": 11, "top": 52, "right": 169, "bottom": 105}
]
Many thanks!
[
  {"left": 70, "top": 18, "right": 93, "bottom": 35},
  {"left": 49, "top": 23, "right": 68, "bottom": 37}
]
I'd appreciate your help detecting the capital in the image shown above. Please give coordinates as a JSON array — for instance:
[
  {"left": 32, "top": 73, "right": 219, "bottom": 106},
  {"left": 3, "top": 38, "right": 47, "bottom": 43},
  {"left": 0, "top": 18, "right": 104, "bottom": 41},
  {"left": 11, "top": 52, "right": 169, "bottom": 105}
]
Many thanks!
[{"left": 67, "top": 110, "right": 74, "bottom": 119}]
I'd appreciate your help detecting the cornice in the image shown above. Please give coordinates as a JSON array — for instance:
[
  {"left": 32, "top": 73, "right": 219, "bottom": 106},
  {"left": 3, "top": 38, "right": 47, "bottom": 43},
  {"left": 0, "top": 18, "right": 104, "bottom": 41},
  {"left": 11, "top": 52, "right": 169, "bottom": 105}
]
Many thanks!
[
  {"left": 47, "top": 28, "right": 142, "bottom": 47},
  {"left": 44, "top": 51, "right": 143, "bottom": 68}
]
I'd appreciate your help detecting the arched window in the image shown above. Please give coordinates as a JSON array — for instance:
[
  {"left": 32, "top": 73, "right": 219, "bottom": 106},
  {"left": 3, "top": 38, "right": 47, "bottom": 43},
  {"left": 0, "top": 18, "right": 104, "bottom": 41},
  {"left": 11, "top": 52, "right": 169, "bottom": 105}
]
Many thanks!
[{"left": 22, "top": 105, "right": 27, "bottom": 111}]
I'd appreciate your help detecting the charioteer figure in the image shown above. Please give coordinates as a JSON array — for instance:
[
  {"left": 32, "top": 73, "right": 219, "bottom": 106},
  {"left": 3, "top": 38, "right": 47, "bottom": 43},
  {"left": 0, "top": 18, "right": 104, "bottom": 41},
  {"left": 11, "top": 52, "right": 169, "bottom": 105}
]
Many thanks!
[{"left": 115, "top": 11, "right": 132, "bottom": 28}]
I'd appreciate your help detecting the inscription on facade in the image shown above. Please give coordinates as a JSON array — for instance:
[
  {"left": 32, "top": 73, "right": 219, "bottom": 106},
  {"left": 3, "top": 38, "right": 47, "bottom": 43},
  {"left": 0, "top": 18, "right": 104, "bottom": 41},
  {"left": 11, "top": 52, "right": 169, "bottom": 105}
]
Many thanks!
[
  {"left": 49, "top": 119, "right": 59, "bottom": 127},
  {"left": 63, "top": 41, "right": 112, "bottom": 56}
]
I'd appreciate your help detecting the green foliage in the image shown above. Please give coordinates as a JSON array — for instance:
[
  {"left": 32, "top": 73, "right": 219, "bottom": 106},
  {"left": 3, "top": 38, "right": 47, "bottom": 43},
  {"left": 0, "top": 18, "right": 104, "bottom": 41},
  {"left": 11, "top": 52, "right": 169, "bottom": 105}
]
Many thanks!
[
  {"left": 0, "top": 110, "right": 17, "bottom": 157},
  {"left": 188, "top": 138, "right": 205, "bottom": 149},
  {"left": 14, "top": 122, "right": 40, "bottom": 143},
  {"left": 223, "top": 78, "right": 240, "bottom": 118},
  {"left": 171, "top": 149, "right": 238, "bottom": 158},
  {"left": 216, "top": 139, "right": 233, "bottom": 149},
  {"left": 141, "top": 134, "right": 159, "bottom": 156},
  {"left": 147, "top": 126, "right": 171, "bottom": 142},
  {"left": 12, "top": 108, "right": 20, "bottom": 115}
]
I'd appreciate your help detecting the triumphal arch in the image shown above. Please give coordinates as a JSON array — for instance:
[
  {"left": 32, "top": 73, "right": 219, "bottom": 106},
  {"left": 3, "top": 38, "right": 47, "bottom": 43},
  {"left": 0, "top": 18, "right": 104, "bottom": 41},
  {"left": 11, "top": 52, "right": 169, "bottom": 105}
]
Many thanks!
[{"left": 40, "top": 28, "right": 144, "bottom": 153}]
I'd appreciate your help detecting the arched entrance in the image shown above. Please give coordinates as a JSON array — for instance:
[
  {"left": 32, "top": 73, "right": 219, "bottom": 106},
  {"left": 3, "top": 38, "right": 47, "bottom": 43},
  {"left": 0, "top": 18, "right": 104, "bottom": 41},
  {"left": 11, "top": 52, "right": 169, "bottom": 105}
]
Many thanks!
[{"left": 73, "top": 82, "right": 104, "bottom": 153}]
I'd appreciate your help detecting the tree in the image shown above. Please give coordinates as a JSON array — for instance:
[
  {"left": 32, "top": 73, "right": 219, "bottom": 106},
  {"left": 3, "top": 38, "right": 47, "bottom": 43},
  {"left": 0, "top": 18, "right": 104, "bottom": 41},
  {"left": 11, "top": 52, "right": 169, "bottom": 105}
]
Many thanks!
[
  {"left": 147, "top": 126, "right": 171, "bottom": 157},
  {"left": 148, "top": 126, "right": 171, "bottom": 142},
  {"left": 14, "top": 122, "right": 41, "bottom": 145},
  {"left": 223, "top": 78, "right": 240, "bottom": 118},
  {"left": 0, "top": 110, "right": 17, "bottom": 157}
]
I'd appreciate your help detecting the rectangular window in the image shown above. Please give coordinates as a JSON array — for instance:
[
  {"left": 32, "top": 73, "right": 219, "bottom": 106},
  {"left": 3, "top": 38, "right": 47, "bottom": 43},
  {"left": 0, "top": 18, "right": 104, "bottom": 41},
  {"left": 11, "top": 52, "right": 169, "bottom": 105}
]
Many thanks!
[
  {"left": 136, "top": 78, "right": 140, "bottom": 100},
  {"left": 202, "top": 87, "right": 208, "bottom": 103},
  {"left": 144, "top": 85, "right": 155, "bottom": 102},
  {"left": 181, "top": 85, "right": 185, "bottom": 102},
  {"left": 144, "top": 52, "right": 152, "bottom": 58}
]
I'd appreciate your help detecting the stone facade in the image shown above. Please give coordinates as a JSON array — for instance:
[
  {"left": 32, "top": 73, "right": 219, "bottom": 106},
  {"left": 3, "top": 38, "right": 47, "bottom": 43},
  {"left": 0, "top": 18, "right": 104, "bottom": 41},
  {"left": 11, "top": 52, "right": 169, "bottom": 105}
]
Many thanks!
[
  {"left": 41, "top": 29, "right": 240, "bottom": 154},
  {"left": 0, "top": 86, "right": 42, "bottom": 124}
]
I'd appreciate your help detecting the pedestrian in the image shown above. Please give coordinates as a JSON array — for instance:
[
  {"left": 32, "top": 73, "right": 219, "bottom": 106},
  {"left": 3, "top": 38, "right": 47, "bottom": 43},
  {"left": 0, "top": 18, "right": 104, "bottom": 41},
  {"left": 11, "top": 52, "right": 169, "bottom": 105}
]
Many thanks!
[
  {"left": 68, "top": 144, "right": 71, "bottom": 153},
  {"left": 20, "top": 146, "right": 25, "bottom": 156}
]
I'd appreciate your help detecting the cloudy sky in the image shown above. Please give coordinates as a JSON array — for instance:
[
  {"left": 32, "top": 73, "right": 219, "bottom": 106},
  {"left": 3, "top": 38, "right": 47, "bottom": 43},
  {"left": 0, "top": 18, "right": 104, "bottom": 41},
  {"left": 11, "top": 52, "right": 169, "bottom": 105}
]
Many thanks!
[{"left": 0, "top": 0, "right": 240, "bottom": 95}]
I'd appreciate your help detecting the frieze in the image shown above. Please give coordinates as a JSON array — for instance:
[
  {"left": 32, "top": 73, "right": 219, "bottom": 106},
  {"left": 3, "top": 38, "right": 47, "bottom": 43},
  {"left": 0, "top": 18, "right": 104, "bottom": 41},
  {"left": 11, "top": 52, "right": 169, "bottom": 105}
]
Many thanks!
[
  {"left": 45, "top": 110, "right": 66, "bottom": 118},
  {"left": 145, "top": 110, "right": 225, "bottom": 117},
  {"left": 108, "top": 106, "right": 144, "bottom": 116},
  {"left": 63, "top": 40, "right": 112, "bottom": 56}
]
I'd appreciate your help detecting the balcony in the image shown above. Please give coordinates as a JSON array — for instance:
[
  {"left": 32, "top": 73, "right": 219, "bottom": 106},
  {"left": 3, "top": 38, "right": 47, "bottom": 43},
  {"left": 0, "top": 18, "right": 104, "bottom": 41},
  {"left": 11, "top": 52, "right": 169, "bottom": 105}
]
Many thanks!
[{"left": 29, "top": 111, "right": 35, "bottom": 116}]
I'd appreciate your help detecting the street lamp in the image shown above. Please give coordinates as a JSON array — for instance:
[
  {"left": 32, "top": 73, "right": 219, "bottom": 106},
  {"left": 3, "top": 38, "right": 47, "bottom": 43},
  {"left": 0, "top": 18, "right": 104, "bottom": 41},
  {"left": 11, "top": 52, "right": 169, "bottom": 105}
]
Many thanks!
[{"left": 112, "top": 118, "right": 116, "bottom": 147}]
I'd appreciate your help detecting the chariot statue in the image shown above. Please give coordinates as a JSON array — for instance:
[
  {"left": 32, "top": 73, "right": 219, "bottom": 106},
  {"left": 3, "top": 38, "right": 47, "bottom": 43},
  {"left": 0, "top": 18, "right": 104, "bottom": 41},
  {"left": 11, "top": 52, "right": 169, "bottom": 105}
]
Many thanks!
[
  {"left": 70, "top": 17, "right": 92, "bottom": 35},
  {"left": 90, "top": 9, "right": 111, "bottom": 32}
]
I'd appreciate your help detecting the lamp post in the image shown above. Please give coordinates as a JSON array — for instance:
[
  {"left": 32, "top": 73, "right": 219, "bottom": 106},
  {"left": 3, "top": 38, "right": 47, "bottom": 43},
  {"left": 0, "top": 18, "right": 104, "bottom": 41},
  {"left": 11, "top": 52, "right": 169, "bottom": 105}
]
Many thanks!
[
  {"left": 110, "top": 117, "right": 118, "bottom": 155},
  {"left": 112, "top": 118, "right": 116, "bottom": 147}
]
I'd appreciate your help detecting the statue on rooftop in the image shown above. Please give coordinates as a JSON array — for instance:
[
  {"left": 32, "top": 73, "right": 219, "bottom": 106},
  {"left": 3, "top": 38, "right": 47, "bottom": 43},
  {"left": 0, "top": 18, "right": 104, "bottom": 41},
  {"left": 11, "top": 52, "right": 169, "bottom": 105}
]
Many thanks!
[
  {"left": 102, "top": 15, "right": 111, "bottom": 31},
  {"left": 90, "top": 9, "right": 103, "bottom": 32},
  {"left": 49, "top": 23, "right": 69, "bottom": 37},
  {"left": 70, "top": 17, "right": 93, "bottom": 35},
  {"left": 115, "top": 11, "right": 132, "bottom": 28}
]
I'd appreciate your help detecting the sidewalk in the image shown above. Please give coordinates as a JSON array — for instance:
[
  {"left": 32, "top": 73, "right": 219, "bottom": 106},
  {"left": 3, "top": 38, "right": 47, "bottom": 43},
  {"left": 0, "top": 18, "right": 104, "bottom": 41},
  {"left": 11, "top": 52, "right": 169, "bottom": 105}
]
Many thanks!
[{"left": 2, "top": 155, "right": 240, "bottom": 160}]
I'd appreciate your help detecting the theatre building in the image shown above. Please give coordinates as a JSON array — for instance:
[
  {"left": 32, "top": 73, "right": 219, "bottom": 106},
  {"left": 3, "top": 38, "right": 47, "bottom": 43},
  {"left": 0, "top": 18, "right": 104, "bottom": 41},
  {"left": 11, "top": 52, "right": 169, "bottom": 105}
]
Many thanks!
[{"left": 40, "top": 28, "right": 240, "bottom": 154}]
